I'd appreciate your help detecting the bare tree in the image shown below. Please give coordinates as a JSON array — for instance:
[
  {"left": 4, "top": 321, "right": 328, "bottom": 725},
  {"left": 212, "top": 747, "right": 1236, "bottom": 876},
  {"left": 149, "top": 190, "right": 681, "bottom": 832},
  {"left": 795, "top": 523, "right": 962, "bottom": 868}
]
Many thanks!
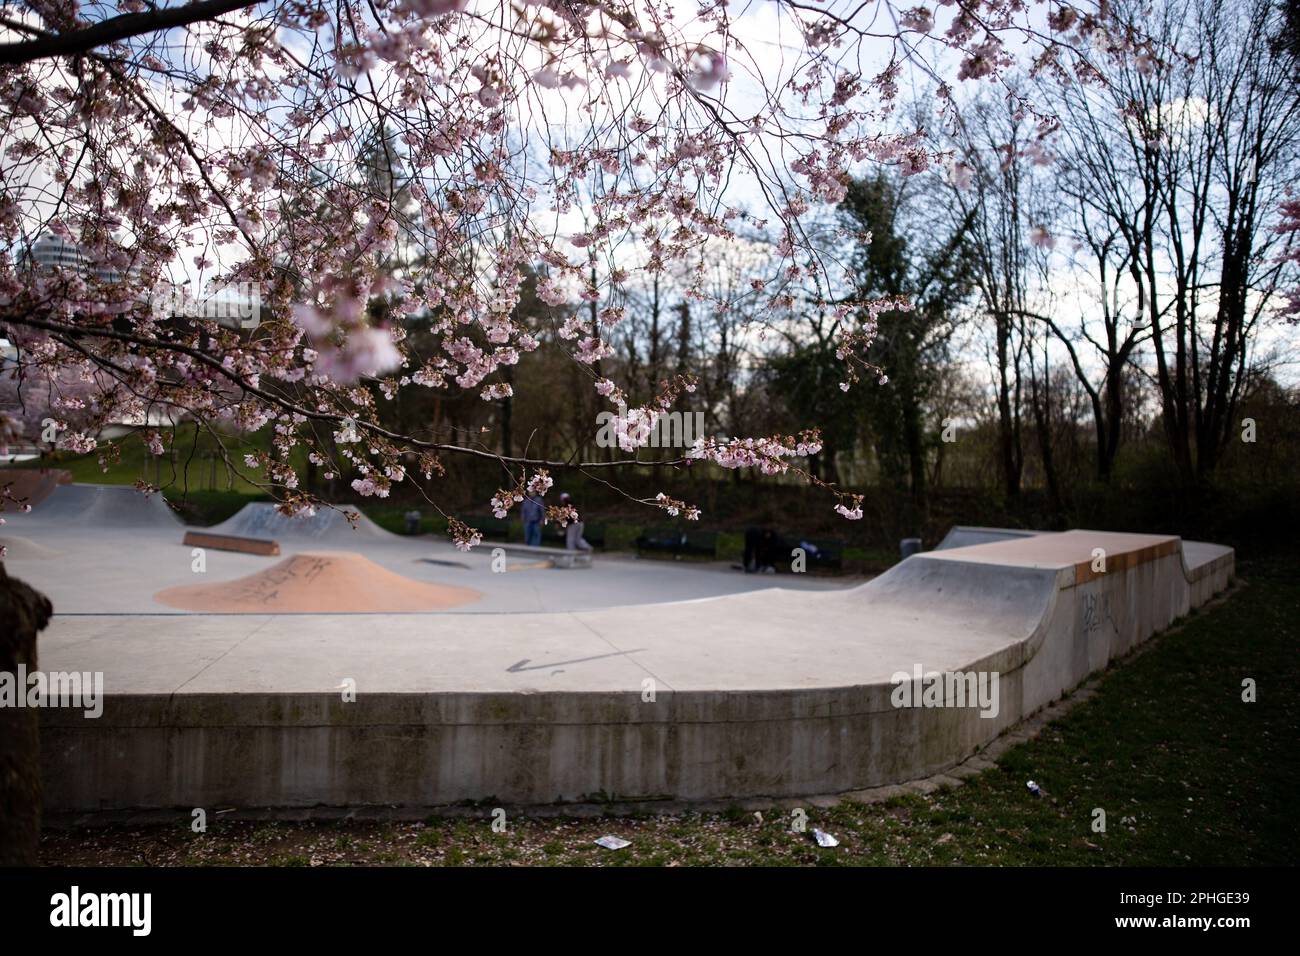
[
  {"left": 942, "top": 92, "right": 1056, "bottom": 499},
  {"left": 1054, "top": 0, "right": 1300, "bottom": 484}
]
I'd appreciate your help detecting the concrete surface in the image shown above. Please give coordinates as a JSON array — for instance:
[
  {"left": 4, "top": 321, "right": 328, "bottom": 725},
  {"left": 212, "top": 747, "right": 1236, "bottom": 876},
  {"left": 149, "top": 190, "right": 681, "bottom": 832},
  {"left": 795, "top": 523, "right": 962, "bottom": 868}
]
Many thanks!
[
  {"left": 4, "top": 486, "right": 1236, "bottom": 809},
  {"left": 4, "top": 481, "right": 179, "bottom": 529},
  {"left": 4, "top": 484, "right": 845, "bottom": 614}
]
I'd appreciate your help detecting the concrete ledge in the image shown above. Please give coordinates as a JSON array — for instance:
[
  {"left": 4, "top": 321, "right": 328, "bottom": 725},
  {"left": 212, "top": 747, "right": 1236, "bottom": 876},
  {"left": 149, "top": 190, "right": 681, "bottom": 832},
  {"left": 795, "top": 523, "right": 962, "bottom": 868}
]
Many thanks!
[
  {"left": 497, "top": 544, "right": 593, "bottom": 568},
  {"left": 39, "top": 529, "right": 1233, "bottom": 810},
  {"left": 182, "top": 531, "right": 280, "bottom": 556}
]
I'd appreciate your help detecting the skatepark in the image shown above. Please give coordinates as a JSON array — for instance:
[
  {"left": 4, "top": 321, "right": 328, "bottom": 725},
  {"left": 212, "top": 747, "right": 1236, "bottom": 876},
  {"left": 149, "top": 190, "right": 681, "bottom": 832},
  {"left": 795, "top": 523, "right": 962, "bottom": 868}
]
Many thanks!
[{"left": 4, "top": 482, "right": 1233, "bottom": 812}]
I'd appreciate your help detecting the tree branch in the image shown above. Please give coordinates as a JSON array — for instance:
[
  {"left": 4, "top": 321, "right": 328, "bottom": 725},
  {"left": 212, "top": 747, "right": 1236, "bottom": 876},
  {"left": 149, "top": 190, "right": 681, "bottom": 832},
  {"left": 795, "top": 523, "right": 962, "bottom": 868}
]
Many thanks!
[{"left": 0, "top": 0, "right": 257, "bottom": 66}]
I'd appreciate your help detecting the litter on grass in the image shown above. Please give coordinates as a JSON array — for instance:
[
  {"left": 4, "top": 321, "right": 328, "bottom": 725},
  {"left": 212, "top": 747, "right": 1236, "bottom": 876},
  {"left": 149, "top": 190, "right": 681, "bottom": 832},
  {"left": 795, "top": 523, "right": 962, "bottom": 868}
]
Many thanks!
[{"left": 812, "top": 829, "right": 839, "bottom": 848}]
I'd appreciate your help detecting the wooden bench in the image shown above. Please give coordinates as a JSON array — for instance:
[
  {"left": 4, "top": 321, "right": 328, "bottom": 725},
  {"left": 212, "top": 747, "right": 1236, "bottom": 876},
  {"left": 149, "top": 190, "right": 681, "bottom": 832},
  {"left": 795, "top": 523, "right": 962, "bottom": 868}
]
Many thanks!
[
  {"left": 183, "top": 531, "right": 280, "bottom": 556},
  {"left": 635, "top": 527, "right": 718, "bottom": 560}
]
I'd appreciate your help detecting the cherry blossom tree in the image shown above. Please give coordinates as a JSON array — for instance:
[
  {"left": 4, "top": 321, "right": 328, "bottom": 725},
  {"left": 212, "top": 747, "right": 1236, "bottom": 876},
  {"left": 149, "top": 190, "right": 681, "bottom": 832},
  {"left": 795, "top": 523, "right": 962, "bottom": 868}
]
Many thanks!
[{"left": 0, "top": 0, "right": 1139, "bottom": 543}]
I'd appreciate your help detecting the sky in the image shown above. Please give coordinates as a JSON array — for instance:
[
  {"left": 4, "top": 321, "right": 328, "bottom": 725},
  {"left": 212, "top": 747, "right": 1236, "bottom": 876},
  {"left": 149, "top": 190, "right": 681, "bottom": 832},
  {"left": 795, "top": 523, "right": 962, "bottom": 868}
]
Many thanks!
[{"left": 2, "top": 0, "right": 1295, "bottom": 389}]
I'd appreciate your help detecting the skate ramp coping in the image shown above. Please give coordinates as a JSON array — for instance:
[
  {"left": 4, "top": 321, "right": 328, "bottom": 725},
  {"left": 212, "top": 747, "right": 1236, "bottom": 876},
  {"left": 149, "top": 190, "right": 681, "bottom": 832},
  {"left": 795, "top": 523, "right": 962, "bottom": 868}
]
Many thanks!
[
  {"left": 207, "top": 501, "right": 397, "bottom": 543},
  {"left": 927, "top": 529, "right": 1177, "bottom": 581},
  {"left": 930, "top": 528, "right": 1234, "bottom": 583}
]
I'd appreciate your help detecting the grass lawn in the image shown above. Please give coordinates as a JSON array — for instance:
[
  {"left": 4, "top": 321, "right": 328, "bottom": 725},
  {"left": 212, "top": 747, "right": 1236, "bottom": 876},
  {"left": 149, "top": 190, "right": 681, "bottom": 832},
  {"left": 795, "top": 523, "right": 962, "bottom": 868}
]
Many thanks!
[
  {"left": 39, "top": 555, "right": 1298, "bottom": 867},
  {"left": 13, "top": 423, "right": 280, "bottom": 494}
]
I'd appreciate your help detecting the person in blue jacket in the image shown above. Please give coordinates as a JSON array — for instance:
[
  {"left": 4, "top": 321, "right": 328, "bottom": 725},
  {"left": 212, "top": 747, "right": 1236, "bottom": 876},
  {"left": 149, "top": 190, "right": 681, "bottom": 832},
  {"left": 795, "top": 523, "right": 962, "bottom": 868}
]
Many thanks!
[{"left": 521, "top": 490, "right": 545, "bottom": 546}]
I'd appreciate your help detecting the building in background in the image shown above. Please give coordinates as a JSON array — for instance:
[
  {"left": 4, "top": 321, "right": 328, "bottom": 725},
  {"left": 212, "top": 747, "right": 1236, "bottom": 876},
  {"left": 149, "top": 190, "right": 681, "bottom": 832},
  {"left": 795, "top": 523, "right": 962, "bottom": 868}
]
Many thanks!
[{"left": 23, "top": 232, "right": 134, "bottom": 284}]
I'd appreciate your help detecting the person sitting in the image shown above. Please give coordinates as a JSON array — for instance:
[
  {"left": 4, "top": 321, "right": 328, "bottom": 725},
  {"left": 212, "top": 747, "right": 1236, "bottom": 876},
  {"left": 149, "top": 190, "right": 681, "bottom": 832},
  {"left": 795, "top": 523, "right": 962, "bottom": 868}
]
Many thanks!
[{"left": 558, "top": 492, "right": 592, "bottom": 551}]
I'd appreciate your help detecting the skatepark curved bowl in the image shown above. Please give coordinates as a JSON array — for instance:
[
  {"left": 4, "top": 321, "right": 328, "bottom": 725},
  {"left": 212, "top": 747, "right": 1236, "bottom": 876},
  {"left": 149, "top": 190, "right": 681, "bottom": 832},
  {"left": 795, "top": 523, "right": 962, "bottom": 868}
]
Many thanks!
[{"left": 35, "top": 514, "right": 1234, "bottom": 812}]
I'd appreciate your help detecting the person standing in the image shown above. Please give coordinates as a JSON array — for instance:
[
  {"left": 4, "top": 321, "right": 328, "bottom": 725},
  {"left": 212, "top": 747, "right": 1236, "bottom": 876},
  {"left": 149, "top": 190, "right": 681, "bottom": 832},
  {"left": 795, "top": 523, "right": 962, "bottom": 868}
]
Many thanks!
[
  {"left": 521, "top": 489, "right": 545, "bottom": 546},
  {"left": 743, "top": 526, "right": 778, "bottom": 573}
]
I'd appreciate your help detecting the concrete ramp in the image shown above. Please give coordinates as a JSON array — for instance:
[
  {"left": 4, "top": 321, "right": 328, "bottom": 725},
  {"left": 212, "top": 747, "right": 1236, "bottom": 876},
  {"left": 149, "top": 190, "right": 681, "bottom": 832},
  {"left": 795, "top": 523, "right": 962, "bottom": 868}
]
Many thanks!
[
  {"left": 207, "top": 501, "right": 396, "bottom": 543},
  {"left": 0, "top": 467, "right": 71, "bottom": 510},
  {"left": 934, "top": 525, "right": 1044, "bottom": 550},
  {"left": 921, "top": 530, "right": 1232, "bottom": 713},
  {"left": 842, "top": 548, "right": 1060, "bottom": 656},
  {"left": 9, "top": 482, "right": 178, "bottom": 529},
  {"left": 39, "top": 527, "right": 1235, "bottom": 810},
  {"left": 1180, "top": 539, "right": 1236, "bottom": 606}
]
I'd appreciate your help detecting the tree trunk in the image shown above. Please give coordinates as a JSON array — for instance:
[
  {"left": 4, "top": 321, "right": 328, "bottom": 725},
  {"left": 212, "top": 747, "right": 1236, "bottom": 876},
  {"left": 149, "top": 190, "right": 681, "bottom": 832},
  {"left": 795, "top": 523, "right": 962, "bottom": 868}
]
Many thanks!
[
  {"left": 903, "top": 397, "right": 928, "bottom": 515},
  {"left": 997, "top": 315, "right": 1022, "bottom": 500},
  {"left": 1098, "top": 365, "right": 1125, "bottom": 482},
  {"left": 0, "top": 564, "right": 53, "bottom": 865},
  {"left": 1033, "top": 391, "right": 1063, "bottom": 514}
]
